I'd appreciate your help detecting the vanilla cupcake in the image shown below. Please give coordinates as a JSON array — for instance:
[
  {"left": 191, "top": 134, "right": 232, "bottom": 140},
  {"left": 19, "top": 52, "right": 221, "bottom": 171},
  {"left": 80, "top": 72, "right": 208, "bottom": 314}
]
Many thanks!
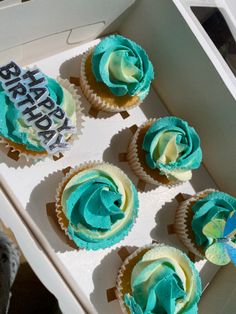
[
  {"left": 127, "top": 117, "right": 202, "bottom": 186},
  {"left": 0, "top": 62, "right": 82, "bottom": 160},
  {"left": 175, "top": 189, "right": 236, "bottom": 265},
  {"left": 55, "top": 162, "right": 139, "bottom": 250},
  {"left": 80, "top": 34, "right": 154, "bottom": 112},
  {"left": 117, "top": 244, "right": 202, "bottom": 314}
]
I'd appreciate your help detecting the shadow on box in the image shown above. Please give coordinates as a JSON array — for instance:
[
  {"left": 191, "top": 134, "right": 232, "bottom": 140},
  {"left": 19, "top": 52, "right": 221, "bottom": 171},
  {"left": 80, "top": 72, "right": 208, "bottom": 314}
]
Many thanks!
[
  {"left": 90, "top": 245, "right": 138, "bottom": 314},
  {"left": 26, "top": 169, "right": 76, "bottom": 253}
]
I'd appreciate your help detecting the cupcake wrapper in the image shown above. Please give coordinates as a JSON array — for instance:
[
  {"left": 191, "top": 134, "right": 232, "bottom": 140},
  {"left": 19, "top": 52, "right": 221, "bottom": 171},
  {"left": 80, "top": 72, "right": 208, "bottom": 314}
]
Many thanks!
[
  {"left": 80, "top": 49, "right": 142, "bottom": 113},
  {"left": 127, "top": 119, "right": 181, "bottom": 187},
  {"left": 55, "top": 161, "right": 138, "bottom": 250},
  {"left": 0, "top": 77, "right": 83, "bottom": 162},
  {"left": 174, "top": 188, "right": 217, "bottom": 257}
]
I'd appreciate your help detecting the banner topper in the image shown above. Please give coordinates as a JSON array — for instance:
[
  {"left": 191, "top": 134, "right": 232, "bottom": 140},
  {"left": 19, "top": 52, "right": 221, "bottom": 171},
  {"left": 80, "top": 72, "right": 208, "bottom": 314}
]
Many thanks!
[{"left": 0, "top": 61, "right": 76, "bottom": 154}]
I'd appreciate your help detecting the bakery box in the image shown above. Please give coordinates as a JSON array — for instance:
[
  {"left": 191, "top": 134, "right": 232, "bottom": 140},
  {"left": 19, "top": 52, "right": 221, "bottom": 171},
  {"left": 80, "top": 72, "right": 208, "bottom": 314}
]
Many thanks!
[{"left": 0, "top": 0, "right": 235, "bottom": 313}]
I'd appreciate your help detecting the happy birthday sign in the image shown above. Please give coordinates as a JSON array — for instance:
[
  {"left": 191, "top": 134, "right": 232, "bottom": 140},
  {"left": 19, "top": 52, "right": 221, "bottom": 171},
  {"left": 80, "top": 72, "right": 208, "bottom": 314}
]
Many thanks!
[{"left": 0, "top": 61, "right": 76, "bottom": 154}]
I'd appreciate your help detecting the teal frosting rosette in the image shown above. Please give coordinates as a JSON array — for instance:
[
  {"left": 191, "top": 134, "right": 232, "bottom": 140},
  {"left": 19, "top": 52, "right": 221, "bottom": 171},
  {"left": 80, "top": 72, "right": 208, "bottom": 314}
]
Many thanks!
[
  {"left": 142, "top": 117, "right": 202, "bottom": 182},
  {"left": 56, "top": 163, "right": 139, "bottom": 250},
  {"left": 91, "top": 35, "right": 154, "bottom": 100},
  {"left": 117, "top": 244, "right": 202, "bottom": 314}
]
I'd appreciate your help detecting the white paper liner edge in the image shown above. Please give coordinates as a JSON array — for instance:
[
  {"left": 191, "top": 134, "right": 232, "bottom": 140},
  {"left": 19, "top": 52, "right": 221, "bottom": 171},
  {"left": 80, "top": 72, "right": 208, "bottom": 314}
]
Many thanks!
[{"left": 174, "top": 188, "right": 217, "bottom": 257}]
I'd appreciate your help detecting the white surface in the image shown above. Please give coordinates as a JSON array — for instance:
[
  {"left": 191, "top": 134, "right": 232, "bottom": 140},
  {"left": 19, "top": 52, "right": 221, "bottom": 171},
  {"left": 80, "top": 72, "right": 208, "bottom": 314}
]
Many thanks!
[{"left": 0, "top": 39, "right": 219, "bottom": 313}]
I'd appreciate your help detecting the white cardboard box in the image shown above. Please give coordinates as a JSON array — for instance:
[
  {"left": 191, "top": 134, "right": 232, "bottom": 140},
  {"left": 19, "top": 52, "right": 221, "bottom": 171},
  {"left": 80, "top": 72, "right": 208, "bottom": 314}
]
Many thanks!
[{"left": 0, "top": 1, "right": 235, "bottom": 313}]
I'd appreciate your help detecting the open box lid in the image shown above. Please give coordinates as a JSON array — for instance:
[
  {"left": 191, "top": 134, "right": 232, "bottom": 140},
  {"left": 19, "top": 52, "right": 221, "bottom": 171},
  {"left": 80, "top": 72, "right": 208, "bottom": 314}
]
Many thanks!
[{"left": 0, "top": 0, "right": 135, "bottom": 64}]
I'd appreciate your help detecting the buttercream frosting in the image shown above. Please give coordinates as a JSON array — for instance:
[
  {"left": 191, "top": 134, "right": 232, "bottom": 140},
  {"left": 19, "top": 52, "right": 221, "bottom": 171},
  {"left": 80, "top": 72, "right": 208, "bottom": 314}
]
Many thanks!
[
  {"left": 61, "top": 164, "right": 139, "bottom": 250},
  {"left": 142, "top": 117, "right": 202, "bottom": 181},
  {"left": 92, "top": 35, "right": 154, "bottom": 100},
  {"left": 124, "top": 245, "right": 202, "bottom": 314}
]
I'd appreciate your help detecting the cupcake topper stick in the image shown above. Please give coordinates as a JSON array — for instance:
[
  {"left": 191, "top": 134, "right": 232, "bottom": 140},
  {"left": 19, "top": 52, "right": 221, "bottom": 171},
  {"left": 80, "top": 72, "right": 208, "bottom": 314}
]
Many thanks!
[{"left": 203, "top": 211, "right": 236, "bottom": 266}]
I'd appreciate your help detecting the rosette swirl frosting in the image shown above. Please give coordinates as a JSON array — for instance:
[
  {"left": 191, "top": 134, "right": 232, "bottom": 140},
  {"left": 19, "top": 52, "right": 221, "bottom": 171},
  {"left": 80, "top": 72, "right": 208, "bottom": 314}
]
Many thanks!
[
  {"left": 60, "top": 164, "right": 138, "bottom": 250},
  {"left": 192, "top": 191, "right": 236, "bottom": 248},
  {"left": 142, "top": 117, "right": 202, "bottom": 181},
  {"left": 124, "top": 246, "right": 202, "bottom": 314},
  {"left": 91, "top": 35, "right": 154, "bottom": 100},
  {"left": 0, "top": 77, "right": 77, "bottom": 152}
]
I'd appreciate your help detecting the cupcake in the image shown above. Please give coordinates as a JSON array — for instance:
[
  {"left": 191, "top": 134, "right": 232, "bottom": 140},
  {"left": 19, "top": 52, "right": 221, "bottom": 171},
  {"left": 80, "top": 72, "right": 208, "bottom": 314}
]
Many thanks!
[
  {"left": 55, "top": 162, "right": 139, "bottom": 250},
  {"left": 127, "top": 117, "right": 202, "bottom": 186},
  {"left": 175, "top": 189, "right": 236, "bottom": 265},
  {"left": 0, "top": 61, "right": 82, "bottom": 160},
  {"left": 116, "top": 244, "right": 202, "bottom": 314},
  {"left": 80, "top": 34, "right": 154, "bottom": 112}
]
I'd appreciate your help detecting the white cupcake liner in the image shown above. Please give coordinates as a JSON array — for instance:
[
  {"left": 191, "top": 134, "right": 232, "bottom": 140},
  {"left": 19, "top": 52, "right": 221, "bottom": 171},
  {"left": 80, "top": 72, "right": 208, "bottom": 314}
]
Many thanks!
[
  {"left": 80, "top": 49, "right": 143, "bottom": 113},
  {"left": 116, "top": 243, "right": 199, "bottom": 313},
  {"left": 174, "top": 188, "right": 217, "bottom": 257},
  {"left": 0, "top": 77, "right": 83, "bottom": 162},
  {"left": 55, "top": 161, "right": 138, "bottom": 250},
  {"left": 127, "top": 119, "right": 181, "bottom": 187}
]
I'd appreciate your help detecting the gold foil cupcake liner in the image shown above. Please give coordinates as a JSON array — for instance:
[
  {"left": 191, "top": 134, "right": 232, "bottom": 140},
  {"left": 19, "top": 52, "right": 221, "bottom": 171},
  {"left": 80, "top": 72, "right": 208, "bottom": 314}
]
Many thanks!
[
  {"left": 127, "top": 119, "right": 181, "bottom": 187},
  {"left": 174, "top": 188, "right": 217, "bottom": 257},
  {"left": 0, "top": 77, "right": 84, "bottom": 162},
  {"left": 80, "top": 49, "right": 142, "bottom": 113},
  {"left": 55, "top": 161, "right": 139, "bottom": 249}
]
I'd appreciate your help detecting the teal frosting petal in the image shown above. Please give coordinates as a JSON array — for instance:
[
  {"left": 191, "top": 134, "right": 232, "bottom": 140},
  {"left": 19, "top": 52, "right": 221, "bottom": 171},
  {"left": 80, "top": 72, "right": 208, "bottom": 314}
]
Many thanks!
[
  {"left": 66, "top": 177, "right": 123, "bottom": 230},
  {"left": 0, "top": 76, "right": 64, "bottom": 152},
  {"left": 192, "top": 191, "right": 236, "bottom": 247},
  {"left": 62, "top": 166, "right": 139, "bottom": 250},
  {"left": 124, "top": 247, "right": 202, "bottom": 314},
  {"left": 91, "top": 35, "right": 154, "bottom": 99},
  {"left": 142, "top": 117, "right": 202, "bottom": 175}
]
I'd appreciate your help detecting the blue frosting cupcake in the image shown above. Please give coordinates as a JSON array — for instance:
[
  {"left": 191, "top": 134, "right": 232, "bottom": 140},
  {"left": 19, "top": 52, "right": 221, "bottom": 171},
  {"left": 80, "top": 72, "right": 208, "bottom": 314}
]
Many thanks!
[
  {"left": 175, "top": 189, "right": 236, "bottom": 265},
  {"left": 117, "top": 244, "right": 202, "bottom": 314},
  {"left": 80, "top": 35, "right": 154, "bottom": 112},
  {"left": 56, "top": 162, "right": 139, "bottom": 250},
  {"left": 127, "top": 117, "right": 202, "bottom": 186}
]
